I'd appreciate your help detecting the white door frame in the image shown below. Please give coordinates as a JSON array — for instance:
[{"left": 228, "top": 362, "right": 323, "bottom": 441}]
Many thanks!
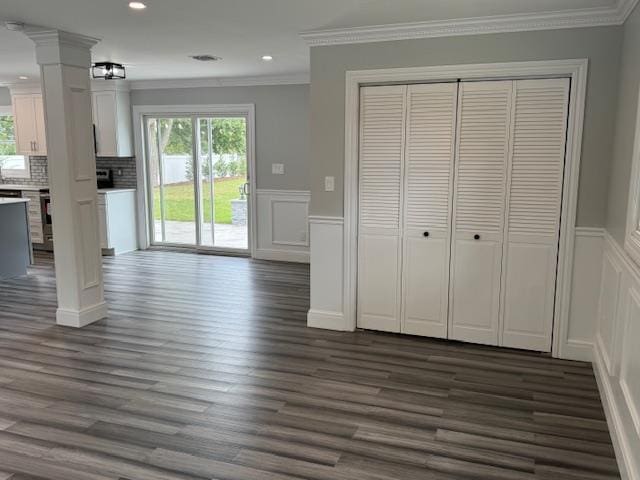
[
  {"left": 343, "top": 59, "right": 588, "bottom": 358},
  {"left": 132, "top": 103, "right": 257, "bottom": 257}
]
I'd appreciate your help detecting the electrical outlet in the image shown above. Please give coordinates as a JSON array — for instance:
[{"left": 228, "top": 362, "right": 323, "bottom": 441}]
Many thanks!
[
  {"left": 271, "top": 163, "right": 285, "bottom": 175},
  {"left": 325, "top": 176, "right": 335, "bottom": 192}
]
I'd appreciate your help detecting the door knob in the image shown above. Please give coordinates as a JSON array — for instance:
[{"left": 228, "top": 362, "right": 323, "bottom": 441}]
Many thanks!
[
  {"left": 474, "top": 234, "right": 480, "bottom": 240},
  {"left": 423, "top": 231, "right": 429, "bottom": 237}
]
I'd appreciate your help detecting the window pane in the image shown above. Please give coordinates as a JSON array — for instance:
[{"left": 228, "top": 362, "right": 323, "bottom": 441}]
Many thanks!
[
  {"left": 0, "top": 116, "right": 17, "bottom": 155},
  {"left": 0, "top": 156, "right": 26, "bottom": 170}
]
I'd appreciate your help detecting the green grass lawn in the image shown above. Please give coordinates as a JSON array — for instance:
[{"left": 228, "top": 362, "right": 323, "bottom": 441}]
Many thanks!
[{"left": 153, "top": 177, "right": 244, "bottom": 224}]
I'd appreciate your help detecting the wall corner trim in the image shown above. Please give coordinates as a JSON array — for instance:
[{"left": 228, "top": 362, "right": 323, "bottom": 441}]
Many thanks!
[{"left": 300, "top": 0, "right": 638, "bottom": 46}]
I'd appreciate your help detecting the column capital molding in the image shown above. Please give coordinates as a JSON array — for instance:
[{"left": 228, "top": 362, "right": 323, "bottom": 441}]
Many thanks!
[{"left": 24, "top": 26, "right": 100, "bottom": 68}]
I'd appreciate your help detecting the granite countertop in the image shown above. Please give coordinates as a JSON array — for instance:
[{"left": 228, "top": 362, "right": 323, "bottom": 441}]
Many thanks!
[
  {"left": 0, "top": 198, "right": 30, "bottom": 206},
  {"left": 97, "top": 188, "right": 136, "bottom": 193},
  {"left": 0, "top": 184, "right": 49, "bottom": 191}
]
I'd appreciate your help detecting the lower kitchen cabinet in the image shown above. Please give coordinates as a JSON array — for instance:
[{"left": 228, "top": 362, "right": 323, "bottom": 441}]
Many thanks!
[{"left": 97, "top": 189, "right": 138, "bottom": 255}]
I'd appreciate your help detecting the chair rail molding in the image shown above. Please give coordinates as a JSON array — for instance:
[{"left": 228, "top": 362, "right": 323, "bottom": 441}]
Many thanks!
[
  {"left": 336, "top": 59, "right": 589, "bottom": 360},
  {"left": 300, "top": 0, "right": 639, "bottom": 46}
]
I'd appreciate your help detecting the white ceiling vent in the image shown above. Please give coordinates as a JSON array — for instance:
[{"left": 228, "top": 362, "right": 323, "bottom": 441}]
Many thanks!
[{"left": 190, "top": 55, "right": 222, "bottom": 62}]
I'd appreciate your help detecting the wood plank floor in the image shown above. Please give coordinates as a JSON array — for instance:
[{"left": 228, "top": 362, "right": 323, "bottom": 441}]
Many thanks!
[{"left": 0, "top": 250, "right": 619, "bottom": 479}]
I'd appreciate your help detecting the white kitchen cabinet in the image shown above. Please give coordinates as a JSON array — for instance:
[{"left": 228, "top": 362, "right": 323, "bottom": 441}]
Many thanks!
[
  {"left": 91, "top": 81, "right": 133, "bottom": 157},
  {"left": 97, "top": 189, "right": 137, "bottom": 255},
  {"left": 11, "top": 92, "right": 47, "bottom": 156}
]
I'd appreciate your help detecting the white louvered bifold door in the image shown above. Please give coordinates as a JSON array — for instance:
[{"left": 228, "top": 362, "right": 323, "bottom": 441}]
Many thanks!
[
  {"left": 449, "top": 81, "right": 513, "bottom": 346},
  {"left": 499, "top": 78, "right": 569, "bottom": 352},
  {"left": 357, "top": 85, "right": 406, "bottom": 333},
  {"left": 401, "top": 83, "right": 458, "bottom": 338}
]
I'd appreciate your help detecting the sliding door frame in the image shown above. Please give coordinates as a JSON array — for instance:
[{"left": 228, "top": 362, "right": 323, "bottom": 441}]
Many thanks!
[
  {"left": 343, "top": 59, "right": 589, "bottom": 360},
  {"left": 133, "top": 104, "right": 257, "bottom": 257}
]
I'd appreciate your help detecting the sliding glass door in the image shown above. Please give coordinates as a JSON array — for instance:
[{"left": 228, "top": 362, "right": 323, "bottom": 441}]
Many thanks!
[
  {"left": 197, "top": 117, "right": 248, "bottom": 249},
  {"left": 145, "top": 114, "right": 249, "bottom": 252}
]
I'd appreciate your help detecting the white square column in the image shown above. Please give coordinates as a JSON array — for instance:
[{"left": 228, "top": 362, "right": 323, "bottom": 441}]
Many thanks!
[{"left": 26, "top": 28, "right": 107, "bottom": 327}]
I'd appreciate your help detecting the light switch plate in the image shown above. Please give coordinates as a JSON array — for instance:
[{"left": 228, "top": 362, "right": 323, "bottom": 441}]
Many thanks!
[
  {"left": 272, "top": 163, "right": 285, "bottom": 175},
  {"left": 325, "top": 176, "right": 335, "bottom": 192}
]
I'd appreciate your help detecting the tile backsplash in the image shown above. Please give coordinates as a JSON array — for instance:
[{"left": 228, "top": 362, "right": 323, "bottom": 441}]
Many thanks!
[
  {"left": 95, "top": 157, "right": 138, "bottom": 189},
  {"left": 1, "top": 155, "right": 137, "bottom": 189}
]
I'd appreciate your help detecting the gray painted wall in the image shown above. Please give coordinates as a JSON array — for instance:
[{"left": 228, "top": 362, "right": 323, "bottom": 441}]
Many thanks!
[
  {"left": 131, "top": 84, "right": 310, "bottom": 191},
  {"left": 606, "top": 6, "right": 640, "bottom": 244},
  {"left": 0, "top": 87, "right": 10, "bottom": 106},
  {"left": 309, "top": 26, "right": 623, "bottom": 227}
]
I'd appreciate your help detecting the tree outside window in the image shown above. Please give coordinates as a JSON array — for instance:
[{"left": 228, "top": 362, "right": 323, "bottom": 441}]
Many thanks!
[{"left": 0, "top": 115, "right": 29, "bottom": 178}]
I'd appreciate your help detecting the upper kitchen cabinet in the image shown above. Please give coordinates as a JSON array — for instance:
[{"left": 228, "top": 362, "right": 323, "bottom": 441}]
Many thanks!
[
  {"left": 91, "top": 80, "right": 133, "bottom": 157},
  {"left": 11, "top": 88, "right": 47, "bottom": 156}
]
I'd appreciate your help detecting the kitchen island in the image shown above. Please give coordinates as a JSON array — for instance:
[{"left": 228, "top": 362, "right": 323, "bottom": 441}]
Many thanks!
[{"left": 0, "top": 198, "right": 33, "bottom": 279}]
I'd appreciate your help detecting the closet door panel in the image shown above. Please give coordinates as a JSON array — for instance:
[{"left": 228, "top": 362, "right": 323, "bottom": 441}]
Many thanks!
[
  {"left": 401, "top": 83, "right": 458, "bottom": 338},
  {"left": 451, "top": 232, "right": 503, "bottom": 344},
  {"left": 450, "top": 80, "right": 513, "bottom": 346},
  {"left": 358, "top": 229, "right": 401, "bottom": 332},
  {"left": 357, "top": 85, "right": 406, "bottom": 332},
  {"left": 500, "top": 78, "right": 569, "bottom": 351},
  {"left": 502, "top": 236, "right": 557, "bottom": 350},
  {"left": 403, "top": 229, "right": 449, "bottom": 337}
]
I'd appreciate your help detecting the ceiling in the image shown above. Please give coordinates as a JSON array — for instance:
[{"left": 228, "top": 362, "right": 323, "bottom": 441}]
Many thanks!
[{"left": 0, "top": 0, "right": 623, "bottom": 85}]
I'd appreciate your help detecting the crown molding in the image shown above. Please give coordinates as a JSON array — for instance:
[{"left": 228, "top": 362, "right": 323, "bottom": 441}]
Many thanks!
[
  {"left": 24, "top": 26, "right": 100, "bottom": 49},
  {"left": 300, "top": 0, "right": 639, "bottom": 46},
  {"left": 129, "top": 73, "right": 310, "bottom": 90}
]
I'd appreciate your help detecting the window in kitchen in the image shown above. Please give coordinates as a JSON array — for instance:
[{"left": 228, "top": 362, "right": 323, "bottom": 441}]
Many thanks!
[{"left": 0, "top": 110, "right": 30, "bottom": 179}]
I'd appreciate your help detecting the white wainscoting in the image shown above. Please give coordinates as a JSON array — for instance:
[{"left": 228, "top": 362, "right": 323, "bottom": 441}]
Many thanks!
[
  {"left": 307, "top": 216, "right": 347, "bottom": 330},
  {"left": 255, "top": 189, "right": 310, "bottom": 263},
  {"left": 307, "top": 222, "right": 606, "bottom": 354},
  {"left": 565, "top": 227, "right": 606, "bottom": 361},
  {"left": 594, "top": 232, "right": 640, "bottom": 480}
]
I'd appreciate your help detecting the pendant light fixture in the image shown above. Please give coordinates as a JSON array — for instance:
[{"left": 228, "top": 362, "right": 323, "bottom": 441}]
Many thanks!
[{"left": 92, "top": 62, "right": 126, "bottom": 80}]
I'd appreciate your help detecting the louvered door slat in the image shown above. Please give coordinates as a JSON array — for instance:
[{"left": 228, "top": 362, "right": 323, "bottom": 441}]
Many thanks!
[
  {"left": 401, "top": 83, "right": 458, "bottom": 338},
  {"left": 449, "top": 80, "right": 513, "bottom": 347},
  {"left": 500, "top": 78, "right": 570, "bottom": 352},
  {"left": 357, "top": 85, "right": 406, "bottom": 333}
]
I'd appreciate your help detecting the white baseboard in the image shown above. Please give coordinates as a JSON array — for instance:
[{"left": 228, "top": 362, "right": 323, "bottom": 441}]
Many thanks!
[
  {"left": 56, "top": 301, "right": 108, "bottom": 328},
  {"left": 593, "top": 341, "right": 638, "bottom": 480},
  {"left": 307, "top": 309, "right": 348, "bottom": 331},
  {"left": 563, "top": 339, "right": 594, "bottom": 362},
  {"left": 254, "top": 248, "right": 309, "bottom": 264}
]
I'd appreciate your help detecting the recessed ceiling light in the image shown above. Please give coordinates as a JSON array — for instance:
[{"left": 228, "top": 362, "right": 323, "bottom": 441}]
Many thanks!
[
  {"left": 261, "top": 55, "right": 273, "bottom": 61},
  {"left": 129, "top": 2, "right": 146, "bottom": 10},
  {"left": 18, "top": 76, "right": 28, "bottom": 80}
]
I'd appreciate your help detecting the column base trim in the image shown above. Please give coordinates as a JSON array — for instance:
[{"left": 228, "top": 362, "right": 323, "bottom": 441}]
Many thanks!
[
  {"left": 56, "top": 301, "right": 108, "bottom": 328},
  {"left": 307, "top": 309, "right": 350, "bottom": 331}
]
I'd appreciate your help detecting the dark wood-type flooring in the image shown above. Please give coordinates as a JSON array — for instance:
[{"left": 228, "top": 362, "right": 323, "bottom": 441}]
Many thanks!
[{"left": 0, "top": 250, "right": 619, "bottom": 479}]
